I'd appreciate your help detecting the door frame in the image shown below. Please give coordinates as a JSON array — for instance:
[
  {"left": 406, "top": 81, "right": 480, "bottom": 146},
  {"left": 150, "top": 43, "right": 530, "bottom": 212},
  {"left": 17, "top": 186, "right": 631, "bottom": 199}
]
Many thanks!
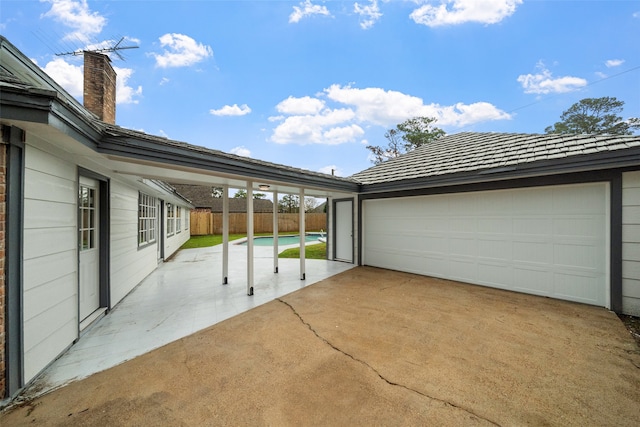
[
  {"left": 4, "top": 125, "right": 25, "bottom": 398},
  {"left": 77, "top": 168, "right": 110, "bottom": 334},
  {"left": 333, "top": 198, "right": 354, "bottom": 263}
]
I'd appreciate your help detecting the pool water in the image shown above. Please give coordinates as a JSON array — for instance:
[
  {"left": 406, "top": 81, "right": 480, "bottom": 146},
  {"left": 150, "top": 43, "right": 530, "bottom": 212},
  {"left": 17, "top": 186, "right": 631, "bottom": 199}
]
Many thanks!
[{"left": 240, "top": 233, "right": 325, "bottom": 246}]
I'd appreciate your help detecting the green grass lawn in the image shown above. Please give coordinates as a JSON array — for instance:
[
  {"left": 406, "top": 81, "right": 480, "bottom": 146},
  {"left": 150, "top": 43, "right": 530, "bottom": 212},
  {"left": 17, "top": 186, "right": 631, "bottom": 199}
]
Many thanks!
[
  {"left": 180, "top": 234, "right": 327, "bottom": 259},
  {"left": 278, "top": 243, "right": 326, "bottom": 259},
  {"left": 180, "top": 234, "right": 247, "bottom": 249}
]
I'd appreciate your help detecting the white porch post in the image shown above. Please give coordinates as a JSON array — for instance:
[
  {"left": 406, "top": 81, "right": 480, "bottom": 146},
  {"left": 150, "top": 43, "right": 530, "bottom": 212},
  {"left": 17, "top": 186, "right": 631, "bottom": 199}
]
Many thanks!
[
  {"left": 222, "top": 185, "right": 229, "bottom": 285},
  {"left": 247, "top": 182, "right": 254, "bottom": 295},
  {"left": 299, "top": 188, "right": 306, "bottom": 281},
  {"left": 327, "top": 196, "right": 333, "bottom": 261},
  {"left": 273, "top": 190, "right": 279, "bottom": 273}
]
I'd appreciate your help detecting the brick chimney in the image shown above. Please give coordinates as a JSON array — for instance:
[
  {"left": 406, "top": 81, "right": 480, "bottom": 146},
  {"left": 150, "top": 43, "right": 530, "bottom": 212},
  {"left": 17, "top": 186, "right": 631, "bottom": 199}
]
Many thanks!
[{"left": 83, "top": 51, "right": 116, "bottom": 124}]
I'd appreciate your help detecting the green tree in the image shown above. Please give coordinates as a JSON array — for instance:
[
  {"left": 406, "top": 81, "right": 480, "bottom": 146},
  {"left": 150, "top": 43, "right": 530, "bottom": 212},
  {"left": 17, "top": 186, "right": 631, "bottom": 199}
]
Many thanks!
[
  {"left": 545, "top": 97, "right": 640, "bottom": 135},
  {"left": 366, "top": 116, "right": 445, "bottom": 164},
  {"left": 233, "top": 189, "right": 266, "bottom": 199},
  {"left": 278, "top": 194, "right": 299, "bottom": 213}
]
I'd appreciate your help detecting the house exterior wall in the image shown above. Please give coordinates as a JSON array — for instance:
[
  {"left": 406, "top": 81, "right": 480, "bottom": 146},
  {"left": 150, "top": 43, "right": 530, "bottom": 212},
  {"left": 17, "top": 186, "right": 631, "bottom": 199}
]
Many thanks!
[
  {"left": 20, "top": 143, "right": 192, "bottom": 384},
  {"left": 23, "top": 145, "right": 78, "bottom": 383},
  {"left": 164, "top": 204, "right": 190, "bottom": 259},
  {"left": 0, "top": 143, "right": 6, "bottom": 399},
  {"left": 109, "top": 181, "right": 158, "bottom": 305},
  {"left": 622, "top": 171, "right": 640, "bottom": 316}
]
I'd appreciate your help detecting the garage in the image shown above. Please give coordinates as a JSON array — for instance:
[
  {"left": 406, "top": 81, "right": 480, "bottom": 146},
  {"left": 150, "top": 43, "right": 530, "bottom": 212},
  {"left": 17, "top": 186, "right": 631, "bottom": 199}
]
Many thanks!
[{"left": 362, "top": 182, "right": 609, "bottom": 307}]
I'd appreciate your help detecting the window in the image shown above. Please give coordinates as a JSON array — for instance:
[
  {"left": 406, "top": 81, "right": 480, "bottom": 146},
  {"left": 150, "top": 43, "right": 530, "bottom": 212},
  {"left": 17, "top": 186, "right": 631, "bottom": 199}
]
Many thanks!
[
  {"left": 79, "top": 185, "right": 97, "bottom": 250},
  {"left": 138, "top": 193, "right": 157, "bottom": 246},
  {"left": 185, "top": 210, "right": 190, "bottom": 230},
  {"left": 167, "top": 203, "right": 175, "bottom": 236},
  {"left": 176, "top": 206, "right": 182, "bottom": 233}
]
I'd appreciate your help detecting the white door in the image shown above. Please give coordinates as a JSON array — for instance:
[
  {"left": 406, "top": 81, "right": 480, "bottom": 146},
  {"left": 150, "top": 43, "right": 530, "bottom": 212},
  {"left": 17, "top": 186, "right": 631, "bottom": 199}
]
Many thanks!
[
  {"left": 335, "top": 200, "right": 353, "bottom": 262},
  {"left": 363, "top": 183, "right": 609, "bottom": 307},
  {"left": 79, "top": 176, "right": 100, "bottom": 320}
]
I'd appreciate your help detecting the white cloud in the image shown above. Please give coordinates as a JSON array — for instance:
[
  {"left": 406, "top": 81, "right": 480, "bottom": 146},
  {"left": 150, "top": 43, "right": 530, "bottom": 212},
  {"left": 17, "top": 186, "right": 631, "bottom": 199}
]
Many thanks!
[
  {"left": 42, "top": 58, "right": 83, "bottom": 97},
  {"left": 324, "top": 84, "right": 427, "bottom": 126},
  {"left": 276, "top": 96, "right": 325, "bottom": 114},
  {"left": 41, "top": 58, "right": 142, "bottom": 104},
  {"left": 230, "top": 146, "right": 251, "bottom": 157},
  {"left": 41, "top": 0, "right": 106, "bottom": 43},
  {"left": 270, "top": 84, "right": 510, "bottom": 144},
  {"left": 354, "top": 0, "right": 382, "bottom": 29},
  {"left": 159, "top": 77, "right": 170, "bottom": 86},
  {"left": 152, "top": 33, "right": 213, "bottom": 68},
  {"left": 210, "top": 104, "right": 252, "bottom": 116},
  {"left": 289, "top": 0, "right": 332, "bottom": 23},
  {"left": 410, "top": 0, "right": 522, "bottom": 27},
  {"left": 158, "top": 129, "right": 169, "bottom": 138},
  {"left": 517, "top": 63, "right": 587, "bottom": 94},
  {"left": 605, "top": 59, "right": 625, "bottom": 68},
  {"left": 270, "top": 108, "right": 358, "bottom": 144},
  {"left": 113, "top": 66, "right": 143, "bottom": 105}
]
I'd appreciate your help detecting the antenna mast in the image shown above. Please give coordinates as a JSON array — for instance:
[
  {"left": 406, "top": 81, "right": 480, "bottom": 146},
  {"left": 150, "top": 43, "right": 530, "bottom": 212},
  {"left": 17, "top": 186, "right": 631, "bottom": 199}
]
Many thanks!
[{"left": 56, "top": 37, "right": 138, "bottom": 60}]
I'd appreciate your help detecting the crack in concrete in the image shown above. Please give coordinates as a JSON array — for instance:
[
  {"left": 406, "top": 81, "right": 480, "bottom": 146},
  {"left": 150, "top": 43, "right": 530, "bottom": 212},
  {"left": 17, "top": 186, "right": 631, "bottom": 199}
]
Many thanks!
[{"left": 277, "top": 298, "right": 501, "bottom": 426}]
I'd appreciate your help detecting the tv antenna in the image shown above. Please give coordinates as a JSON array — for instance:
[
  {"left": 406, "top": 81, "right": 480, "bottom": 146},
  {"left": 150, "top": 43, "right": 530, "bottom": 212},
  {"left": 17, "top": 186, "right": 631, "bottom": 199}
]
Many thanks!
[{"left": 56, "top": 37, "right": 138, "bottom": 61}]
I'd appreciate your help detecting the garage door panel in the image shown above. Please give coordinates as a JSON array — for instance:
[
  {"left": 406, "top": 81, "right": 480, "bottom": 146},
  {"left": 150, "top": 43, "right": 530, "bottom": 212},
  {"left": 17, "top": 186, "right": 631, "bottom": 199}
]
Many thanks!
[
  {"left": 554, "top": 272, "right": 602, "bottom": 304},
  {"left": 478, "top": 263, "right": 513, "bottom": 289},
  {"left": 513, "top": 240, "right": 551, "bottom": 264},
  {"left": 448, "top": 259, "right": 477, "bottom": 283},
  {"left": 450, "top": 238, "right": 477, "bottom": 257},
  {"left": 477, "top": 192, "right": 512, "bottom": 214},
  {"left": 478, "top": 218, "right": 511, "bottom": 234},
  {"left": 424, "top": 217, "right": 449, "bottom": 231},
  {"left": 514, "top": 218, "right": 552, "bottom": 235},
  {"left": 554, "top": 186, "right": 606, "bottom": 214},
  {"left": 554, "top": 243, "right": 599, "bottom": 269},
  {"left": 477, "top": 238, "right": 512, "bottom": 261},
  {"left": 449, "top": 217, "right": 477, "bottom": 233},
  {"left": 514, "top": 268, "right": 553, "bottom": 295},
  {"left": 363, "top": 183, "right": 608, "bottom": 307},
  {"left": 553, "top": 217, "right": 604, "bottom": 237},
  {"left": 512, "top": 188, "right": 553, "bottom": 213}
]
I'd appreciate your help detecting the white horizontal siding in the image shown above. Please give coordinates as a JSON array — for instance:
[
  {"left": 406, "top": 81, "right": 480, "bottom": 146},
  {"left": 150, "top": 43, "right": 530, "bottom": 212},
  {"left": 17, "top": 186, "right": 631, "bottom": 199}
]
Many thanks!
[
  {"left": 165, "top": 214, "right": 190, "bottom": 258},
  {"left": 110, "top": 181, "right": 158, "bottom": 305},
  {"left": 622, "top": 171, "right": 640, "bottom": 316},
  {"left": 23, "top": 145, "right": 78, "bottom": 383}
]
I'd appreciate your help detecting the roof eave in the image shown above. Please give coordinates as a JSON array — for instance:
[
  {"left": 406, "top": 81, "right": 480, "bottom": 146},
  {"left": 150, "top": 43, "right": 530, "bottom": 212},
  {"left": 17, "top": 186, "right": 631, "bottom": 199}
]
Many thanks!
[{"left": 98, "top": 135, "right": 361, "bottom": 193}]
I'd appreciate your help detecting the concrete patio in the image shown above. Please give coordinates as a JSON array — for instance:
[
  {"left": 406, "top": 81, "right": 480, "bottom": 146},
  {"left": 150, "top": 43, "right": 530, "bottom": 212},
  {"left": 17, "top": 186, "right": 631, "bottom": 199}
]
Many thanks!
[
  {"left": 2, "top": 255, "right": 639, "bottom": 425},
  {"left": 16, "top": 241, "right": 354, "bottom": 400}
]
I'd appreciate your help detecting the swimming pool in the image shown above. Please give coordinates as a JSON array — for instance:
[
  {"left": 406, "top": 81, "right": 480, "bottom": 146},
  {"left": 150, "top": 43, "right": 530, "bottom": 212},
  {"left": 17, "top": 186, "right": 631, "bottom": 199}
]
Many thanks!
[{"left": 239, "top": 233, "right": 325, "bottom": 246}]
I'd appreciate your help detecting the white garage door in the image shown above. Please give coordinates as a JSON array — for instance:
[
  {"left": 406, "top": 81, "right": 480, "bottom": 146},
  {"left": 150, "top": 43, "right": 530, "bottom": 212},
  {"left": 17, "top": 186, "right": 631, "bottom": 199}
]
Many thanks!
[{"left": 363, "top": 183, "right": 609, "bottom": 307}]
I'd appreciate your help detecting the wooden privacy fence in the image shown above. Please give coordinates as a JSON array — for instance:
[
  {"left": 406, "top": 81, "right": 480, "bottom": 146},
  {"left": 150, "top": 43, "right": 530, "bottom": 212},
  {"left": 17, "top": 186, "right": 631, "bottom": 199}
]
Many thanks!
[{"left": 190, "top": 211, "right": 327, "bottom": 235}]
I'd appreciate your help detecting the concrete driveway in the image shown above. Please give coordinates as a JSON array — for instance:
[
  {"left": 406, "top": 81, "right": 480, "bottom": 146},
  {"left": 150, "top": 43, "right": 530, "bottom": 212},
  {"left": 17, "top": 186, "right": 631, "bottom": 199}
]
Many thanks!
[{"left": 2, "top": 267, "right": 639, "bottom": 426}]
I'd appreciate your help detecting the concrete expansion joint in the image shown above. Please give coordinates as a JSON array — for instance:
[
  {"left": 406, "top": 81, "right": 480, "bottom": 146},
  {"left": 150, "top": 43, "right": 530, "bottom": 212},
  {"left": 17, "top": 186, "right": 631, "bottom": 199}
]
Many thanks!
[{"left": 276, "top": 299, "right": 500, "bottom": 427}]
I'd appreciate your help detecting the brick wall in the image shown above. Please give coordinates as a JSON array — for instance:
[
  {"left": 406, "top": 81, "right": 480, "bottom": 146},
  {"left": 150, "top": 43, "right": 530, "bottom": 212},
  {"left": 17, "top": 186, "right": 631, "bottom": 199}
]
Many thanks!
[
  {"left": 83, "top": 51, "right": 116, "bottom": 124},
  {"left": 0, "top": 143, "right": 6, "bottom": 399}
]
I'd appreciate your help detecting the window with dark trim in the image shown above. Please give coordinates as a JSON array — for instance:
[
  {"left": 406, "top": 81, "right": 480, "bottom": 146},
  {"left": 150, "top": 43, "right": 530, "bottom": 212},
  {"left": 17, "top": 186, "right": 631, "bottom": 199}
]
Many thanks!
[{"left": 138, "top": 193, "right": 157, "bottom": 246}]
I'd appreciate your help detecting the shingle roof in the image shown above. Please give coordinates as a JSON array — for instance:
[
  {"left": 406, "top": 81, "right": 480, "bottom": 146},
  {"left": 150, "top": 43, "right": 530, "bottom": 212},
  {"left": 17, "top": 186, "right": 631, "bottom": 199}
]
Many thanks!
[
  {"left": 350, "top": 132, "right": 640, "bottom": 185},
  {"left": 170, "top": 184, "right": 274, "bottom": 212}
]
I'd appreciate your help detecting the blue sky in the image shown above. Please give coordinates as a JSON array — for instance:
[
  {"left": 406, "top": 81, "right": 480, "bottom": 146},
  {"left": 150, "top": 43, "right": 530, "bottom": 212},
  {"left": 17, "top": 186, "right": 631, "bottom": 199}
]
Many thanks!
[{"left": 1, "top": 0, "right": 639, "bottom": 178}]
